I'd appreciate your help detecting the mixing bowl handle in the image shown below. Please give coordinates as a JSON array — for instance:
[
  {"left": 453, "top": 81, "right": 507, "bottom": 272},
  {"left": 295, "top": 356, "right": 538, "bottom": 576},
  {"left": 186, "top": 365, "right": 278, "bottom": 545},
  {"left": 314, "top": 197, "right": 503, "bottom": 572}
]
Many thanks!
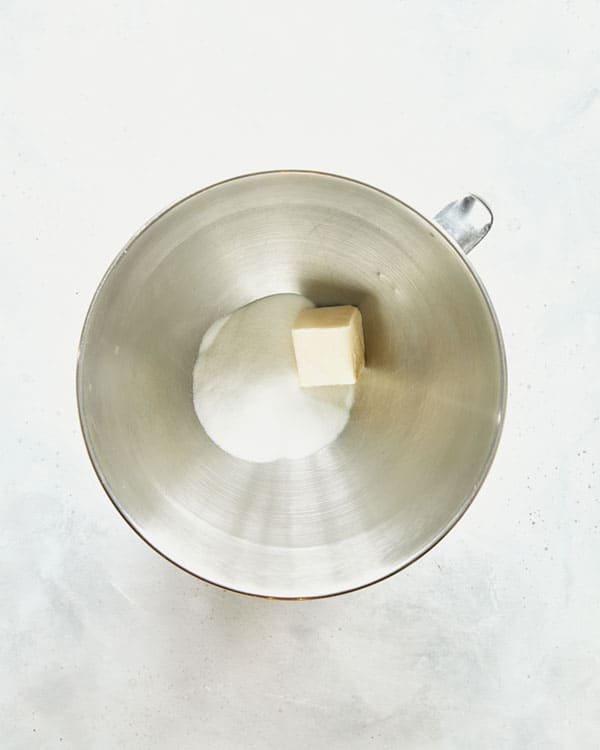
[{"left": 433, "top": 194, "right": 493, "bottom": 254}]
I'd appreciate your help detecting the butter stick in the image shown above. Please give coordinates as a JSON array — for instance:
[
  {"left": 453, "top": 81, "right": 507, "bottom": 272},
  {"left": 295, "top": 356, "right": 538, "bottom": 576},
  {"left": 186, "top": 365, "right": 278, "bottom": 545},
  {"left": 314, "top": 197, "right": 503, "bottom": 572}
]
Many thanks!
[{"left": 292, "top": 305, "right": 365, "bottom": 387}]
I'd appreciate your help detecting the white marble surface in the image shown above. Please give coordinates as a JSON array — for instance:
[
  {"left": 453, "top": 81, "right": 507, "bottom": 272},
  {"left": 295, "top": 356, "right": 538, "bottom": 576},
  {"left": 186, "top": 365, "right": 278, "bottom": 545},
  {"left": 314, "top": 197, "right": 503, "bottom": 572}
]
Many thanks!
[{"left": 2, "top": 2, "right": 599, "bottom": 748}]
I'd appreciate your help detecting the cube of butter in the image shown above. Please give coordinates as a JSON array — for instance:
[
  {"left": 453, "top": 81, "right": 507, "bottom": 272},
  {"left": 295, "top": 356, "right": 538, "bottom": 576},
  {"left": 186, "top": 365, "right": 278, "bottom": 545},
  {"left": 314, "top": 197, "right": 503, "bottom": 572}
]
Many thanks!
[{"left": 292, "top": 305, "right": 365, "bottom": 387}]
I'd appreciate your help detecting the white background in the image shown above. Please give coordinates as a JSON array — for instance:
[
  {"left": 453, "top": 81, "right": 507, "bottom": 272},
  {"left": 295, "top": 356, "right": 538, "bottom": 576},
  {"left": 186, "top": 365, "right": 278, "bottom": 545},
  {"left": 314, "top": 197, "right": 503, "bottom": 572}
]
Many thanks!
[{"left": 2, "top": 1, "right": 599, "bottom": 748}]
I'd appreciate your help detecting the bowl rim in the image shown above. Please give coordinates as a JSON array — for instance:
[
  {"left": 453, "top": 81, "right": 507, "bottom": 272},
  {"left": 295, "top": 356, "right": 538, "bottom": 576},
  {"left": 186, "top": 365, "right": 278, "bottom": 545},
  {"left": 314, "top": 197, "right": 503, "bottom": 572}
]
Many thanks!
[{"left": 76, "top": 169, "right": 508, "bottom": 600}]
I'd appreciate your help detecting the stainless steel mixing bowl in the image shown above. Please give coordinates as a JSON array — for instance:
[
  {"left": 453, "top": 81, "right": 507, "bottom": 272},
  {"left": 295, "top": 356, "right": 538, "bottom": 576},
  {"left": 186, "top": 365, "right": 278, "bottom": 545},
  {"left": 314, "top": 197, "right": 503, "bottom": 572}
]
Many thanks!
[{"left": 77, "top": 171, "right": 506, "bottom": 599}]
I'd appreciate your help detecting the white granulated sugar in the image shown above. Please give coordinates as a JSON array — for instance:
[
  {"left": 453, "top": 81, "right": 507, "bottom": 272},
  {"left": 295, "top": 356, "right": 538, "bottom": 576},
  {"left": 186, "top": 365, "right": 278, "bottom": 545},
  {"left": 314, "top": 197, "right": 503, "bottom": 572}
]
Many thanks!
[{"left": 192, "top": 293, "right": 355, "bottom": 463}]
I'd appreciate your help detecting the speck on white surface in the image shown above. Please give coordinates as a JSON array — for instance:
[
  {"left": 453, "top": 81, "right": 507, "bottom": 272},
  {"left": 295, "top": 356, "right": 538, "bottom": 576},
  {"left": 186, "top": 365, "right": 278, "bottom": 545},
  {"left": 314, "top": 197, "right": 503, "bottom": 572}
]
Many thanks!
[{"left": 1, "top": 2, "right": 599, "bottom": 748}]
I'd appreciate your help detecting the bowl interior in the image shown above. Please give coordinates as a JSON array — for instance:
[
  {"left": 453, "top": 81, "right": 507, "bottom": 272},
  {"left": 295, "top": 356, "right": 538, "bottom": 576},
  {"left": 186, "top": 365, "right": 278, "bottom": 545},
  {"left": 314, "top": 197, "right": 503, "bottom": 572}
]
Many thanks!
[{"left": 78, "top": 172, "right": 505, "bottom": 598}]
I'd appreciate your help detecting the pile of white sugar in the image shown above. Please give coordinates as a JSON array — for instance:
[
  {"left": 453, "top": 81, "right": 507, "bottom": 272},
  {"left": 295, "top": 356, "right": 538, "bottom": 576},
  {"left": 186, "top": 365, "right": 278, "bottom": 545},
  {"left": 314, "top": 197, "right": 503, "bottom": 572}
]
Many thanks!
[{"left": 192, "top": 294, "right": 355, "bottom": 463}]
